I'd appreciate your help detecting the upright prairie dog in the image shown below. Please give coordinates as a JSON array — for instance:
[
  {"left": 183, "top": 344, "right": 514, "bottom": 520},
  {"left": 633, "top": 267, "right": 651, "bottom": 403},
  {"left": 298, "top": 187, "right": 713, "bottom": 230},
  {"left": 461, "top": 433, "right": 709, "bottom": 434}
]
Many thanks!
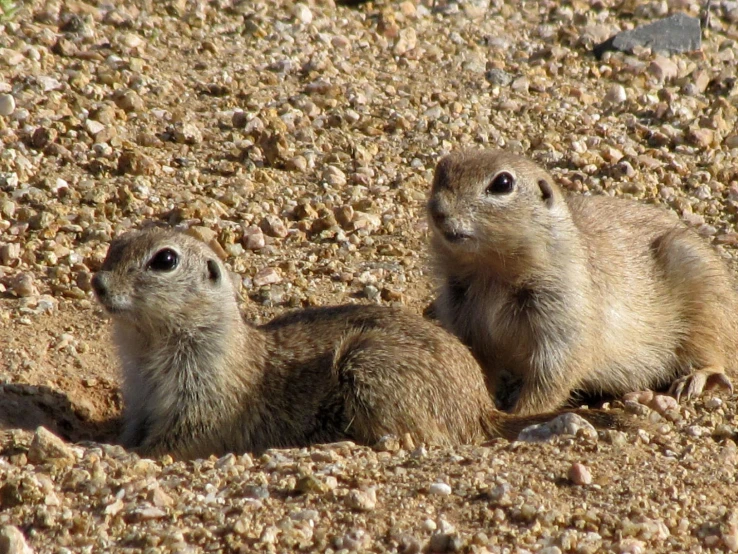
[
  {"left": 91, "top": 228, "right": 623, "bottom": 459},
  {"left": 428, "top": 149, "right": 736, "bottom": 415}
]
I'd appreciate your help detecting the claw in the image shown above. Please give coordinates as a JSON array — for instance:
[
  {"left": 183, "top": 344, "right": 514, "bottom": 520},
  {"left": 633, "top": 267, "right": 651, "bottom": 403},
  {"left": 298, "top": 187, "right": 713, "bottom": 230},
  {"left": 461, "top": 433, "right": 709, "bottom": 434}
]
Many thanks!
[
  {"left": 669, "top": 379, "right": 686, "bottom": 402},
  {"left": 668, "top": 369, "right": 733, "bottom": 403}
]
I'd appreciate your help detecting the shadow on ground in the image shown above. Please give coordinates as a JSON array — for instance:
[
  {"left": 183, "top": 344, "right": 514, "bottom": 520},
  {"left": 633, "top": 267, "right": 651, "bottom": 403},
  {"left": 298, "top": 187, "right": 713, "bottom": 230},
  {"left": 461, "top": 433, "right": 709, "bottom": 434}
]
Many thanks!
[{"left": 0, "top": 383, "right": 121, "bottom": 444}]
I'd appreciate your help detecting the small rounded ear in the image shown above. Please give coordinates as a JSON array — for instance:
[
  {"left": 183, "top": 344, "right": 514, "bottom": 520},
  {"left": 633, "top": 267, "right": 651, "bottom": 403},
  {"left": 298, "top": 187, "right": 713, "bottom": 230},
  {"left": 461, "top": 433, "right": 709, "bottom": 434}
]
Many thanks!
[
  {"left": 433, "top": 157, "right": 453, "bottom": 190},
  {"left": 228, "top": 271, "right": 243, "bottom": 301},
  {"left": 206, "top": 259, "right": 221, "bottom": 282},
  {"left": 538, "top": 179, "right": 555, "bottom": 207}
]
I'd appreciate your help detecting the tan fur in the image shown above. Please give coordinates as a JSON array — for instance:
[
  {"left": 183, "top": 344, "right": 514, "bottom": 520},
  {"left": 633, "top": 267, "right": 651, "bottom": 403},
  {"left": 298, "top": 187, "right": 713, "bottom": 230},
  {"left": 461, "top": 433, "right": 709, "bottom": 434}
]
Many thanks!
[
  {"left": 92, "top": 228, "right": 626, "bottom": 459},
  {"left": 428, "top": 149, "right": 737, "bottom": 415}
]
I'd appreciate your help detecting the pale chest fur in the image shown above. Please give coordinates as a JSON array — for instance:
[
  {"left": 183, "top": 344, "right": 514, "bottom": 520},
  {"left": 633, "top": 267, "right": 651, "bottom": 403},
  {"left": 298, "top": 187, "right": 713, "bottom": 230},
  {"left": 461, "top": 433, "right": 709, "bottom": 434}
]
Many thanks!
[{"left": 437, "top": 275, "right": 587, "bottom": 382}]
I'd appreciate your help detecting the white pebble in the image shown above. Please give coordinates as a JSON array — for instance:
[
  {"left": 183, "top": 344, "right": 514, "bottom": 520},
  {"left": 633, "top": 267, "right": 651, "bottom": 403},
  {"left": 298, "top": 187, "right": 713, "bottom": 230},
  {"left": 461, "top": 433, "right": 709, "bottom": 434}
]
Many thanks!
[
  {"left": 437, "top": 519, "right": 455, "bottom": 534},
  {"left": 604, "top": 83, "right": 627, "bottom": 104},
  {"left": 346, "top": 488, "right": 377, "bottom": 511},
  {"left": 686, "top": 425, "right": 708, "bottom": 437},
  {"left": 293, "top": 3, "right": 313, "bottom": 25},
  {"left": 260, "top": 525, "right": 279, "bottom": 544},
  {"left": 323, "top": 165, "right": 347, "bottom": 187},
  {"left": 428, "top": 482, "right": 452, "bottom": 496},
  {"left": 519, "top": 413, "right": 597, "bottom": 442},
  {"left": 549, "top": 413, "right": 597, "bottom": 438},
  {"left": 0, "top": 93, "right": 15, "bottom": 117},
  {"left": 411, "top": 445, "right": 427, "bottom": 459},
  {"left": 705, "top": 397, "right": 723, "bottom": 410},
  {"left": 37, "top": 76, "right": 62, "bottom": 92},
  {"left": 85, "top": 119, "right": 105, "bottom": 136},
  {"left": 421, "top": 518, "right": 436, "bottom": 532},
  {"left": 0, "top": 525, "right": 33, "bottom": 554},
  {"left": 618, "top": 538, "right": 646, "bottom": 554}
]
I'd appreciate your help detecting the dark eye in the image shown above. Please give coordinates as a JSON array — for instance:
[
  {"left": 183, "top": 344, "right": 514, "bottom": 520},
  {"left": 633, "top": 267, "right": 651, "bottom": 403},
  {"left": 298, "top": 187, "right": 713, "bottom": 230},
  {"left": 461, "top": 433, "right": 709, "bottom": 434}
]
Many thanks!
[
  {"left": 148, "top": 248, "right": 179, "bottom": 272},
  {"left": 486, "top": 172, "right": 515, "bottom": 195}
]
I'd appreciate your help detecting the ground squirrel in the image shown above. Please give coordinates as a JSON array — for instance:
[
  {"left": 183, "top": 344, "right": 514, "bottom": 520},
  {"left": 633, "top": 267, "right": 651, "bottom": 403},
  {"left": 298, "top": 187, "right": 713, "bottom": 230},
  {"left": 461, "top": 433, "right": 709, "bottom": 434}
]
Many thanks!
[
  {"left": 427, "top": 149, "right": 736, "bottom": 415},
  {"left": 91, "top": 228, "right": 624, "bottom": 459}
]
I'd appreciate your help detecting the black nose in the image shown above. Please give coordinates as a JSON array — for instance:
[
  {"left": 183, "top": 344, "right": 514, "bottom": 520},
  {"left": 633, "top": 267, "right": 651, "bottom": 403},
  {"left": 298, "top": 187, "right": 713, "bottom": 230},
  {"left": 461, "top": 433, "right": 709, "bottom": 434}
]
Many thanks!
[
  {"left": 91, "top": 273, "right": 107, "bottom": 298},
  {"left": 428, "top": 199, "right": 446, "bottom": 226}
]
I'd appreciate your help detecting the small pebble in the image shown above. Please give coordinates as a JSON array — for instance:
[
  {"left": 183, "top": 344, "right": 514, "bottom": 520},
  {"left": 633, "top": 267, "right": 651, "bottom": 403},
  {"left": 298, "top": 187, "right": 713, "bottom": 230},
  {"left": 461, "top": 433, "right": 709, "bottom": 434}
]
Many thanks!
[
  {"left": 428, "top": 533, "right": 461, "bottom": 553},
  {"left": 323, "top": 165, "right": 347, "bottom": 187},
  {"left": 618, "top": 538, "right": 646, "bottom": 554},
  {"left": 705, "top": 397, "right": 723, "bottom": 410},
  {"left": 340, "top": 529, "right": 370, "bottom": 551},
  {"left": 260, "top": 215, "right": 289, "bottom": 238},
  {"left": 293, "top": 3, "right": 313, "bottom": 24},
  {"left": 428, "top": 482, "right": 452, "bottom": 496},
  {"left": 11, "top": 273, "right": 38, "bottom": 298},
  {"left": 519, "top": 413, "right": 596, "bottom": 442},
  {"left": 568, "top": 463, "right": 593, "bottom": 486},
  {"left": 346, "top": 488, "right": 377, "bottom": 511},
  {"left": 421, "top": 519, "right": 437, "bottom": 532},
  {"left": 649, "top": 56, "right": 678, "bottom": 81},
  {"left": 0, "top": 48, "right": 24, "bottom": 66},
  {"left": 28, "top": 427, "right": 75, "bottom": 464},
  {"left": 242, "top": 225, "right": 265, "bottom": 250},
  {"left": 397, "top": 534, "right": 422, "bottom": 554},
  {"left": 725, "top": 135, "right": 738, "bottom": 149},
  {"left": 0, "top": 243, "right": 20, "bottom": 265},
  {"left": 84, "top": 119, "right": 106, "bottom": 137},
  {"left": 0, "top": 525, "right": 33, "bottom": 554},
  {"left": 686, "top": 425, "right": 708, "bottom": 438},
  {"left": 253, "top": 267, "right": 282, "bottom": 287},
  {"left": 604, "top": 84, "right": 627, "bottom": 105},
  {"left": 259, "top": 526, "right": 279, "bottom": 544},
  {"left": 649, "top": 394, "right": 678, "bottom": 415},
  {"left": 0, "top": 94, "right": 15, "bottom": 117},
  {"left": 485, "top": 69, "right": 513, "bottom": 86}
]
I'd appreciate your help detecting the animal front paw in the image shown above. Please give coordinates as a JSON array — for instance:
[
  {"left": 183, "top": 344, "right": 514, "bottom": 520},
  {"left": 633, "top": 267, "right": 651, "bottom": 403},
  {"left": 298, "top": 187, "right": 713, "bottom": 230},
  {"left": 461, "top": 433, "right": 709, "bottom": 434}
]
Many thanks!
[{"left": 668, "top": 369, "right": 733, "bottom": 402}]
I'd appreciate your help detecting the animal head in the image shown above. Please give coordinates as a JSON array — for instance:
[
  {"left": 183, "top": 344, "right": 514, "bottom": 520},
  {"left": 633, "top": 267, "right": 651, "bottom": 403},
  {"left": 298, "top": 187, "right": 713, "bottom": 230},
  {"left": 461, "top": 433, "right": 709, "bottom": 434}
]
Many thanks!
[
  {"left": 92, "top": 228, "right": 237, "bottom": 332},
  {"left": 427, "top": 150, "right": 567, "bottom": 271}
]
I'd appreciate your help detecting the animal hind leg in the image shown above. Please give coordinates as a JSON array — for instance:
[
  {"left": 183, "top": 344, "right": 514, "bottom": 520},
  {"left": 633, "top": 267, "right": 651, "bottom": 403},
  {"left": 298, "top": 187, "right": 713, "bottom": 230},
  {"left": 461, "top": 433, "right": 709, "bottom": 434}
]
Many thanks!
[
  {"left": 331, "top": 329, "right": 447, "bottom": 445},
  {"left": 652, "top": 229, "right": 736, "bottom": 402}
]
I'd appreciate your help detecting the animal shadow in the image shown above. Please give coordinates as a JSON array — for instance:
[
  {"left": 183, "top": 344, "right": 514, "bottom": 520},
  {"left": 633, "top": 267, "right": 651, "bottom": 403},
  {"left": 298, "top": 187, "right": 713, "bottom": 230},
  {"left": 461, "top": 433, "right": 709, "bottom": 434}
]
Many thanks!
[{"left": 0, "top": 383, "right": 122, "bottom": 447}]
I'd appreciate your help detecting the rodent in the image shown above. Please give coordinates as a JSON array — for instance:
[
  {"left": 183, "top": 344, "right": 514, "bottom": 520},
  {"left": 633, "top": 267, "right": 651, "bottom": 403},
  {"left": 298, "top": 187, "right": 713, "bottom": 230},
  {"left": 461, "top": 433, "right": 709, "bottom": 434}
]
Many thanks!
[
  {"left": 427, "top": 149, "right": 736, "bottom": 415},
  {"left": 91, "top": 227, "right": 625, "bottom": 459}
]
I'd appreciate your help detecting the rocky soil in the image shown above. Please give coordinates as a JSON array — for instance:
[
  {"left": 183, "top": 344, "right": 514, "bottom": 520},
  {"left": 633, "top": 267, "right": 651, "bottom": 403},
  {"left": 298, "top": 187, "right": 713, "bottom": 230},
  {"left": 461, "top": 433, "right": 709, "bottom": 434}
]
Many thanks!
[{"left": 1, "top": 0, "right": 738, "bottom": 552}]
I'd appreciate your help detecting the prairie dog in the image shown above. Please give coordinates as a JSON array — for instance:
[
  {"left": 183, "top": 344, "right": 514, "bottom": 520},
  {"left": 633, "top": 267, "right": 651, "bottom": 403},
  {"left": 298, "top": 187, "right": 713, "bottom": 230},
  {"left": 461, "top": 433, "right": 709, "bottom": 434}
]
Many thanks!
[
  {"left": 91, "top": 228, "right": 622, "bottom": 459},
  {"left": 428, "top": 149, "right": 736, "bottom": 415}
]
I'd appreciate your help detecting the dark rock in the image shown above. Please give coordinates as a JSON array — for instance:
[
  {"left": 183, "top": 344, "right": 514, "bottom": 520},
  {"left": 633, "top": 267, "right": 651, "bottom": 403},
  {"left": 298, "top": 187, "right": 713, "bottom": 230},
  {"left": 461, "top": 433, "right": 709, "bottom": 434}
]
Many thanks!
[
  {"left": 485, "top": 68, "right": 513, "bottom": 86},
  {"left": 594, "top": 13, "right": 701, "bottom": 58}
]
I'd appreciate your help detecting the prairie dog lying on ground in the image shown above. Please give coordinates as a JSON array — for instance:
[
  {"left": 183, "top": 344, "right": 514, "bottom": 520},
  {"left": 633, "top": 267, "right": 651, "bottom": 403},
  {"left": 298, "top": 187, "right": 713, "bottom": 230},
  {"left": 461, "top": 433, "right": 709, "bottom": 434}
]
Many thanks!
[{"left": 428, "top": 149, "right": 735, "bottom": 415}]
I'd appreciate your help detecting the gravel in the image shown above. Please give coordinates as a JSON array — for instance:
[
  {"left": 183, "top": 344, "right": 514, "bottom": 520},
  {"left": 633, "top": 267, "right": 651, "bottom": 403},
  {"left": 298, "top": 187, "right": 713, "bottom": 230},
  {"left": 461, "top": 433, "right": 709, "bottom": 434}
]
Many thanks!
[{"left": 2, "top": 0, "right": 738, "bottom": 551}]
